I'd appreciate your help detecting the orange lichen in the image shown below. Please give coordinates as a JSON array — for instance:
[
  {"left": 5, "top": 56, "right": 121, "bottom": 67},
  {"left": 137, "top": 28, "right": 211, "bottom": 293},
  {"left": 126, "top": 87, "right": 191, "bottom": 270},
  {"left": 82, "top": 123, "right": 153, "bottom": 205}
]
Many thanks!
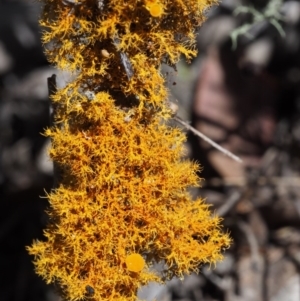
[
  {"left": 27, "top": 0, "right": 230, "bottom": 301},
  {"left": 126, "top": 254, "right": 145, "bottom": 272},
  {"left": 145, "top": 0, "right": 165, "bottom": 18}
]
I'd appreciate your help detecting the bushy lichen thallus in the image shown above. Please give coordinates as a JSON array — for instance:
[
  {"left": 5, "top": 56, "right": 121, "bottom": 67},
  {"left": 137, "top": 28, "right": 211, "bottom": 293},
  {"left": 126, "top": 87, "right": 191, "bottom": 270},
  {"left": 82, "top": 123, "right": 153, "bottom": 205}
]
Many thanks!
[{"left": 27, "top": 1, "right": 231, "bottom": 301}]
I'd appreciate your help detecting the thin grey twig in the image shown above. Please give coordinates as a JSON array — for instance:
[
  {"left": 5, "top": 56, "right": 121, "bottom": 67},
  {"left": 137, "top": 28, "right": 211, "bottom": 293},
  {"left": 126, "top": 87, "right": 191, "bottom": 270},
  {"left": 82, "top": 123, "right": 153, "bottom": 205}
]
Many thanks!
[
  {"left": 173, "top": 116, "right": 243, "bottom": 163},
  {"left": 202, "top": 267, "right": 231, "bottom": 291},
  {"left": 237, "top": 220, "right": 260, "bottom": 270},
  {"left": 47, "top": 74, "right": 61, "bottom": 189},
  {"left": 216, "top": 190, "right": 242, "bottom": 217},
  {"left": 112, "top": 36, "right": 134, "bottom": 79},
  {"left": 47, "top": 74, "right": 57, "bottom": 127}
]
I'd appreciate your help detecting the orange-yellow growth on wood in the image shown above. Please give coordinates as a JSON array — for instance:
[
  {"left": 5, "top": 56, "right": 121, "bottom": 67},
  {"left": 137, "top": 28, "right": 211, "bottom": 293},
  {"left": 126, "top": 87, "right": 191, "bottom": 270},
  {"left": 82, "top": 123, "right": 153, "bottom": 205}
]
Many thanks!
[
  {"left": 27, "top": 0, "right": 230, "bottom": 300},
  {"left": 145, "top": 1, "right": 165, "bottom": 18},
  {"left": 125, "top": 253, "right": 145, "bottom": 272}
]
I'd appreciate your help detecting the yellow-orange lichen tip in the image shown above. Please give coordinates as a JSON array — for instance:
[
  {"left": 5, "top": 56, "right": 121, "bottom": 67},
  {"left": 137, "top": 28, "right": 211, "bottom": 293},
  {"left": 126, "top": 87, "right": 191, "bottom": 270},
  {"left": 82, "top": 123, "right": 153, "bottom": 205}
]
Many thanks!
[{"left": 125, "top": 254, "right": 145, "bottom": 272}]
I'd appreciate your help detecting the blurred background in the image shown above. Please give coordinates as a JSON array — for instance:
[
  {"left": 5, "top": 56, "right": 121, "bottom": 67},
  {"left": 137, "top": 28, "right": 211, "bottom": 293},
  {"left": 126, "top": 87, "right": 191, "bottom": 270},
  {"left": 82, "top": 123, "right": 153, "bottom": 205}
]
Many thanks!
[{"left": 1, "top": 0, "right": 300, "bottom": 300}]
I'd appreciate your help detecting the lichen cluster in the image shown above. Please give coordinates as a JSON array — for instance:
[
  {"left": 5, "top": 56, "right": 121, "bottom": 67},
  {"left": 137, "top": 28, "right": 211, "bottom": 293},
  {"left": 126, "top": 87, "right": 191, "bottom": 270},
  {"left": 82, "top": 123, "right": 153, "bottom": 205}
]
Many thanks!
[{"left": 27, "top": 0, "right": 230, "bottom": 300}]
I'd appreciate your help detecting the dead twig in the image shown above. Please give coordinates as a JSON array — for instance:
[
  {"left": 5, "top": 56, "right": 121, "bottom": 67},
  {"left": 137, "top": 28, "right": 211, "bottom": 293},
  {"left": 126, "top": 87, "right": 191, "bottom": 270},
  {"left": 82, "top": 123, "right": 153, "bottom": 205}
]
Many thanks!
[
  {"left": 47, "top": 74, "right": 61, "bottom": 189},
  {"left": 202, "top": 267, "right": 232, "bottom": 291},
  {"left": 173, "top": 116, "right": 243, "bottom": 163},
  {"left": 237, "top": 220, "right": 260, "bottom": 270},
  {"left": 216, "top": 190, "right": 243, "bottom": 217}
]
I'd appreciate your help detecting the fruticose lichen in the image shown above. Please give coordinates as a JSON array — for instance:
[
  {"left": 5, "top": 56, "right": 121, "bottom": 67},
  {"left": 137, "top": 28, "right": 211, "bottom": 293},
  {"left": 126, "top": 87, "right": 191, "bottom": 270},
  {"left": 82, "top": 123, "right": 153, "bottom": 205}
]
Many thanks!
[{"left": 27, "top": 0, "right": 231, "bottom": 300}]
